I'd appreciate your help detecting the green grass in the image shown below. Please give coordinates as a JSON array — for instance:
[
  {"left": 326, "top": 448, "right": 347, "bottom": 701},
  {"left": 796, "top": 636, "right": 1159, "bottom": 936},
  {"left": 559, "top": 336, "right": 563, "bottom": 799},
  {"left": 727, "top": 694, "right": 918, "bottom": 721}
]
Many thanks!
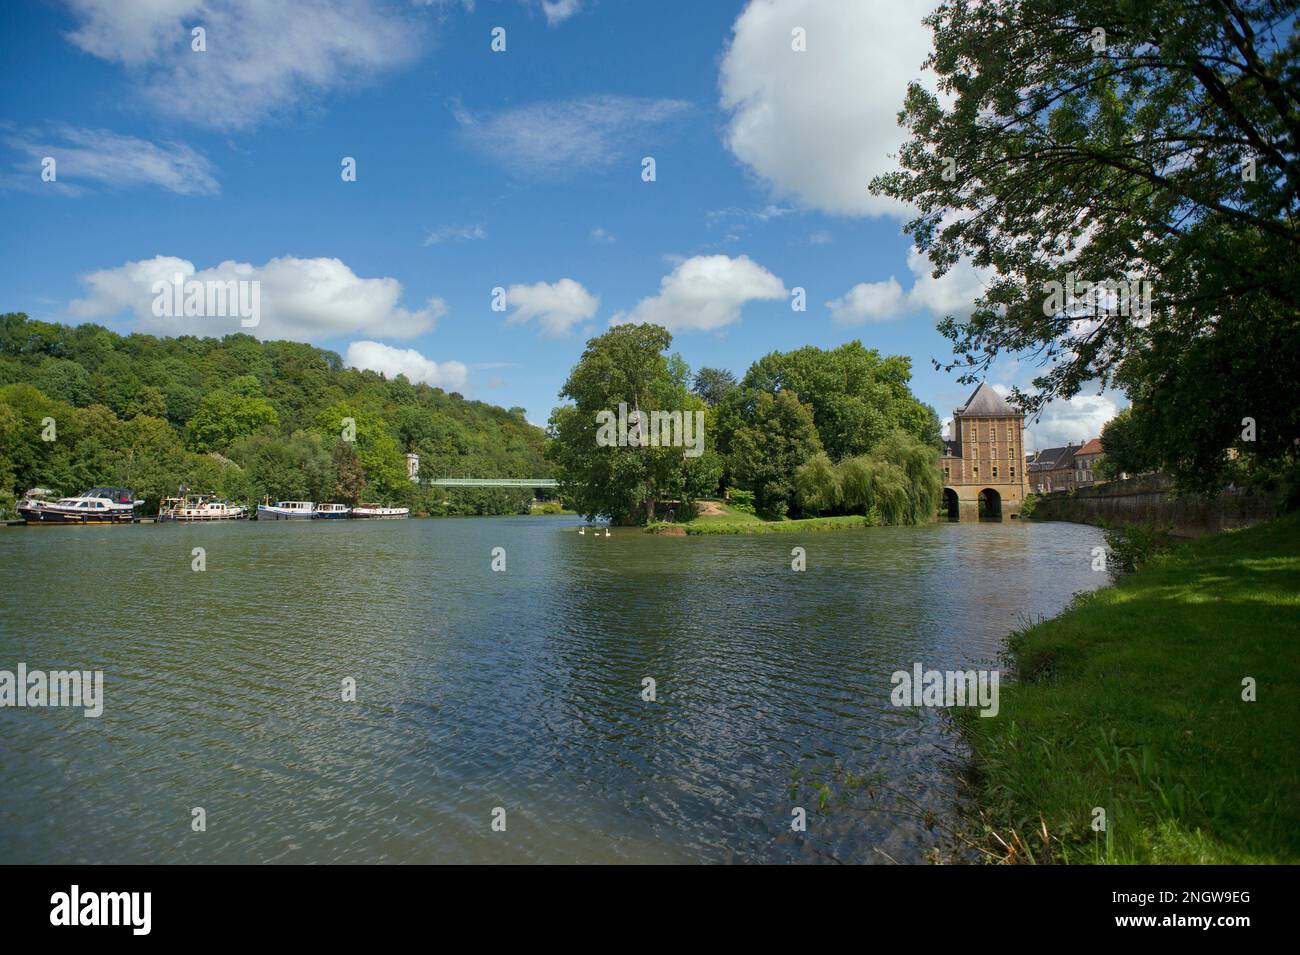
[
  {"left": 963, "top": 513, "right": 1300, "bottom": 863},
  {"left": 647, "top": 503, "right": 873, "bottom": 535}
]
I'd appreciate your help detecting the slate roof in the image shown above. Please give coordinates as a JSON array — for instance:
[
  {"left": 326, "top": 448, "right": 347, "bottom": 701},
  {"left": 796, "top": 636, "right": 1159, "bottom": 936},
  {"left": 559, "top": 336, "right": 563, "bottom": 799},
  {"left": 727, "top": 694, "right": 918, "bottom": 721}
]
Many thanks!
[
  {"left": 1027, "top": 446, "right": 1078, "bottom": 471},
  {"left": 955, "top": 382, "right": 1019, "bottom": 417}
]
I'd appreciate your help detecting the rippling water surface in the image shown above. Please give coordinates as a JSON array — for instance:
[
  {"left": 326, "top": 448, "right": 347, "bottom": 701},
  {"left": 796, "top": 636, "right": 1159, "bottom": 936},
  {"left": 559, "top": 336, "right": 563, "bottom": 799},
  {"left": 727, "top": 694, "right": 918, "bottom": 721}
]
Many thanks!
[{"left": 0, "top": 516, "right": 1106, "bottom": 863}]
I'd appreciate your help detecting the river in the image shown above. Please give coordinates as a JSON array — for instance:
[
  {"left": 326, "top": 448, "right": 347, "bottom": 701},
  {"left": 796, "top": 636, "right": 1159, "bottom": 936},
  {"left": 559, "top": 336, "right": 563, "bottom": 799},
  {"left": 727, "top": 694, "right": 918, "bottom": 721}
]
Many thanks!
[{"left": 0, "top": 516, "right": 1107, "bottom": 863}]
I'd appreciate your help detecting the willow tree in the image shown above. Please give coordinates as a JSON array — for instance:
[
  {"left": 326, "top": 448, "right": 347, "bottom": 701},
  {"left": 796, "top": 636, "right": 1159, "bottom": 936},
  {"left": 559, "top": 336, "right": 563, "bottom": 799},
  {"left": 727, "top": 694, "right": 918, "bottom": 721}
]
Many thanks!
[{"left": 872, "top": 0, "right": 1299, "bottom": 490}]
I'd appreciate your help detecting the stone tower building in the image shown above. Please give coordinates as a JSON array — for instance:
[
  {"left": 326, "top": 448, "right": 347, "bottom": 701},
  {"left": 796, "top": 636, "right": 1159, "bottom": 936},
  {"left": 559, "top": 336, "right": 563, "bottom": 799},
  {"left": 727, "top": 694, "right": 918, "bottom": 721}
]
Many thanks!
[{"left": 939, "top": 383, "right": 1028, "bottom": 521}]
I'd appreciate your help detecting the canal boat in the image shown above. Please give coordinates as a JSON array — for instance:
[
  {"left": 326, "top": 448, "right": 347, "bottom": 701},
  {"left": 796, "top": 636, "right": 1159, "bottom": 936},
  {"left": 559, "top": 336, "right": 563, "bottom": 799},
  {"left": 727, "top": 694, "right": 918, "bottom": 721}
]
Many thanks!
[
  {"left": 256, "top": 500, "right": 315, "bottom": 520},
  {"left": 350, "top": 503, "right": 409, "bottom": 519},
  {"left": 158, "top": 494, "right": 248, "bottom": 522},
  {"left": 19, "top": 487, "right": 143, "bottom": 524},
  {"left": 313, "top": 502, "right": 352, "bottom": 519}
]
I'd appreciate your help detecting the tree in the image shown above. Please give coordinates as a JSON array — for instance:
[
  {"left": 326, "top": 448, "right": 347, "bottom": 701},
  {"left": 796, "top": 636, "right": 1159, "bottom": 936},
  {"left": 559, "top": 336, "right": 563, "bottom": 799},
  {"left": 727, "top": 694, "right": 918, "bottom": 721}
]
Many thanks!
[
  {"left": 871, "top": 430, "right": 943, "bottom": 524},
  {"left": 691, "top": 367, "right": 737, "bottom": 406},
  {"left": 727, "top": 390, "right": 823, "bottom": 519},
  {"left": 186, "top": 384, "right": 279, "bottom": 452},
  {"left": 793, "top": 451, "right": 840, "bottom": 516},
  {"left": 547, "top": 324, "right": 720, "bottom": 523},
  {"left": 0, "top": 314, "right": 551, "bottom": 515},
  {"left": 871, "top": 0, "right": 1299, "bottom": 490},
  {"left": 717, "top": 342, "right": 941, "bottom": 461},
  {"left": 332, "top": 440, "right": 367, "bottom": 504},
  {"left": 1097, "top": 406, "right": 1154, "bottom": 479}
]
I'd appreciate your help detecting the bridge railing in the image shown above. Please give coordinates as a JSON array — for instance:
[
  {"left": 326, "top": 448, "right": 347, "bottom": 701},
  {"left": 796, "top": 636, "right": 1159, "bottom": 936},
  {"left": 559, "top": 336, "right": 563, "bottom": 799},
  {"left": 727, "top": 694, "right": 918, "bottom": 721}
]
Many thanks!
[{"left": 425, "top": 478, "right": 558, "bottom": 488}]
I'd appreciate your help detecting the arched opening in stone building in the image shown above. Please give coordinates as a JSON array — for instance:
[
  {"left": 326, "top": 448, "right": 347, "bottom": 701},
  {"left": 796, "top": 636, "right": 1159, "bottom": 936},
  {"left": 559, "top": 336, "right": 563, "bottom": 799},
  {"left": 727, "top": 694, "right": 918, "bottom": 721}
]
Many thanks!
[{"left": 978, "top": 487, "right": 1002, "bottom": 521}]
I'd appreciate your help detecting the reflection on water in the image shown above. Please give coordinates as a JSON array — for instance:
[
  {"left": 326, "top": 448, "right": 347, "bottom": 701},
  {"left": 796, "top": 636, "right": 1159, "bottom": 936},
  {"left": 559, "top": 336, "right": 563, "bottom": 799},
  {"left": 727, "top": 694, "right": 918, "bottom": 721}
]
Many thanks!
[{"left": 0, "top": 516, "right": 1106, "bottom": 863}]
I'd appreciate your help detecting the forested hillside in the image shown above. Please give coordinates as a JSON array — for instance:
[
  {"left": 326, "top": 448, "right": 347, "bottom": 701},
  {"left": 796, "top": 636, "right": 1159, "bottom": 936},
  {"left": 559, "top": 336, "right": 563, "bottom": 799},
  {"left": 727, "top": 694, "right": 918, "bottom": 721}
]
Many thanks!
[{"left": 0, "top": 313, "right": 551, "bottom": 516}]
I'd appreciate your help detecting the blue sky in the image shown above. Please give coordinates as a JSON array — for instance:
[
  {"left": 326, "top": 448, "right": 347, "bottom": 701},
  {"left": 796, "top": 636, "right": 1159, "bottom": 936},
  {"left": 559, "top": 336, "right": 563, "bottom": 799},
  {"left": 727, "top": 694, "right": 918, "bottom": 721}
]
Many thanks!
[{"left": 0, "top": 0, "right": 1119, "bottom": 448}]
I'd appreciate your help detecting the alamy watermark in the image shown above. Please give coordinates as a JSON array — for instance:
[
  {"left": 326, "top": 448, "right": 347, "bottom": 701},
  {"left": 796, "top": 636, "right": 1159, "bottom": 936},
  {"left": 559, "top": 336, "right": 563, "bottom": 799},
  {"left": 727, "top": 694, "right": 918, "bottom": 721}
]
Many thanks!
[
  {"left": 890, "top": 663, "right": 999, "bottom": 717},
  {"left": 1042, "top": 272, "right": 1152, "bottom": 321},
  {"left": 595, "top": 402, "right": 704, "bottom": 458},
  {"left": 0, "top": 664, "right": 103, "bottom": 717},
  {"left": 151, "top": 272, "right": 261, "bottom": 328}
]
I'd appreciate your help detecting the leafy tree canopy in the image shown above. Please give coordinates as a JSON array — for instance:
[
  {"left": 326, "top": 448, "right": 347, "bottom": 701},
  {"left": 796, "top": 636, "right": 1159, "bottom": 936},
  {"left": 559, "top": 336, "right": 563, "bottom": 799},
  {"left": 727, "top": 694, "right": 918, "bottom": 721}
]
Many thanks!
[{"left": 871, "top": 0, "right": 1299, "bottom": 490}]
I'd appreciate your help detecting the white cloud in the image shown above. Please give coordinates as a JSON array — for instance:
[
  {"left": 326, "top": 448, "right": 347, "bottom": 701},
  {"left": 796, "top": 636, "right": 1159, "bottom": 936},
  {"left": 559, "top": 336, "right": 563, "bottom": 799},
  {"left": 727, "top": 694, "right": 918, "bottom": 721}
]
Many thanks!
[
  {"left": 828, "top": 247, "right": 991, "bottom": 323},
  {"left": 345, "top": 340, "right": 468, "bottom": 390},
  {"left": 903, "top": 247, "right": 989, "bottom": 317},
  {"left": 2, "top": 124, "right": 217, "bottom": 195},
  {"left": 423, "top": 223, "right": 487, "bottom": 245},
  {"left": 504, "top": 279, "right": 599, "bottom": 337},
  {"left": 719, "top": 0, "right": 936, "bottom": 217},
  {"left": 614, "top": 255, "right": 786, "bottom": 333},
  {"left": 1024, "top": 392, "right": 1120, "bottom": 451},
  {"left": 69, "top": 255, "right": 444, "bottom": 341},
  {"left": 827, "top": 278, "right": 904, "bottom": 325},
  {"left": 589, "top": 227, "right": 616, "bottom": 244},
  {"left": 456, "top": 95, "right": 689, "bottom": 176},
  {"left": 541, "top": 0, "right": 581, "bottom": 25},
  {"left": 61, "top": 0, "right": 420, "bottom": 129}
]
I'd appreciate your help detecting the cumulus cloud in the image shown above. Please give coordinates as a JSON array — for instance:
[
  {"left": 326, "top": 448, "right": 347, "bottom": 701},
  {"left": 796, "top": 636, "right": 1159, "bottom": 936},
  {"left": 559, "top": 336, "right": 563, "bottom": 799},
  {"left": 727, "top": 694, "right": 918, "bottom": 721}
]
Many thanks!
[
  {"left": 1024, "top": 392, "right": 1121, "bottom": 451},
  {"left": 61, "top": 0, "right": 420, "bottom": 129},
  {"left": 827, "top": 278, "right": 904, "bottom": 325},
  {"left": 345, "top": 340, "right": 468, "bottom": 390},
  {"left": 456, "top": 95, "right": 689, "bottom": 176},
  {"left": 504, "top": 279, "right": 599, "bottom": 337},
  {"left": 828, "top": 247, "right": 990, "bottom": 324},
  {"left": 719, "top": 0, "right": 936, "bottom": 217},
  {"left": 69, "top": 255, "right": 444, "bottom": 341},
  {"left": 2, "top": 123, "right": 217, "bottom": 195},
  {"left": 589, "top": 227, "right": 616, "bottom": 244},
  {"left": 614, "top": 255, "right": 786, "bottom": 333}
]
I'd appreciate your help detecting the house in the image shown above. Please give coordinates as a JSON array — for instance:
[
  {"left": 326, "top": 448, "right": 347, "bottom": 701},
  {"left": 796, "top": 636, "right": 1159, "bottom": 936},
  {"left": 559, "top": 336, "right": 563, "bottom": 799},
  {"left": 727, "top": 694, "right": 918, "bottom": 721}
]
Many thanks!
[
  {"left": 1026, "top": 444, "right": 1079, "bottom": 493},
  {"left": 1073, "top": 437, "right": 1104, "bottom": 487}
]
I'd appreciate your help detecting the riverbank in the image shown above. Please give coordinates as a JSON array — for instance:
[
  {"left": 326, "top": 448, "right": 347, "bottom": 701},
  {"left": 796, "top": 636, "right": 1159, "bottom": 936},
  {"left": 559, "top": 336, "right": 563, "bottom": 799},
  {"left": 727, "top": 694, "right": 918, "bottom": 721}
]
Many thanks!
[
  {"left": 1026, "top": 474, "right": 1285, "bottom": 537},
  {"left": 646, "top": 500, "right": 873, "bottom": 535},
  {"left": 963, "top": 512, "right": 1300, "bottom": 863}
]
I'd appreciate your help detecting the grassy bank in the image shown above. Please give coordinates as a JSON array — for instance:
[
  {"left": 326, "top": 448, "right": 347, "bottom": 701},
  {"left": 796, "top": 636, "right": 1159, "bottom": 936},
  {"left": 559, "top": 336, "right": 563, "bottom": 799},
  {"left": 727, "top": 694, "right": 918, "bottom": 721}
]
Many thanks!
[
  {"left": 646, "top": 501, "right": 874, "bottom": 534},
  {"left": 964, "top": 513, "right": 1300, "bottom": 863}
]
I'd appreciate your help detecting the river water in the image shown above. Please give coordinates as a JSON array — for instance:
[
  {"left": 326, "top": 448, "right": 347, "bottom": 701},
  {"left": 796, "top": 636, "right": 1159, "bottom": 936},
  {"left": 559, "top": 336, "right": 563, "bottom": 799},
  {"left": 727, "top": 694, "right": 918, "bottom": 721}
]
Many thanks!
[{"left": 0, "top": 516, "right": 1106, "bottom": 863}]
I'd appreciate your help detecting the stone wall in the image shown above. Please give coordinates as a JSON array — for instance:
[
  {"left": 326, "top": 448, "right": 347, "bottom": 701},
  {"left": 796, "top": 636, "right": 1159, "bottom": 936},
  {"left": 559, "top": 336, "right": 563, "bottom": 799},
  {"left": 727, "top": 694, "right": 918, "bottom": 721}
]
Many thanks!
[{"left": 1029, "top": 473, "right": 1285, "bottom": 537}]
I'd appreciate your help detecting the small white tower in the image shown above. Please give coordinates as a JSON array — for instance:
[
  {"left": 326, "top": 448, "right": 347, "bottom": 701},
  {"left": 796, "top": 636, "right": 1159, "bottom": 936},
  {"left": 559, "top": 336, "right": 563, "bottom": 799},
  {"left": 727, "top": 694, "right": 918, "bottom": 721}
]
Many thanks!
[{"left": 405, "top": 452, "right": 420, "bottom": 483}]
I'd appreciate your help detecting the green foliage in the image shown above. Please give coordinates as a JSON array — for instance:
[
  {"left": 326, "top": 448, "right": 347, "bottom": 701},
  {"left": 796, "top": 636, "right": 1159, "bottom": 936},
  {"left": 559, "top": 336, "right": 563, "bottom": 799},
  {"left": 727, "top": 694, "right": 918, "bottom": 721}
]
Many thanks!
[
  {"left": 331, "top": 440, "right": 367, "bottom": 505},
  {"left": 793, "top": 451, "right": 840, "bottom": 516},
  {"left": 1104, "top": 524, "right": 1175, "bottom": 574},
  {"left": 717, "top": 341, "right": 942, "bottom": 462},
  {"left": 726, "top": 390, "right": 823, "bottom": 520},
  {"left": 546, "top": 324, "right": 723, "bottom": 524},
  {"left": 871, "top": 430, "right": 943, "bottom": 524},
  {"left": 691, "top": 366, "right": 737, "bottom": 406},
  {"left": 871, "top": 0, "right": 1299, "bottom": 493},
  {"left": 725, "top": 487, "right": 756, "bottom": 514},
  {"left": 187, "top": 384, "right": 279, "bottom": 452},
  {"left": 0, "top": 313, "right": 550, "bottom": 514},
  {"left": 1018, "top": 492, "right": 1039, "bottom": 519}
]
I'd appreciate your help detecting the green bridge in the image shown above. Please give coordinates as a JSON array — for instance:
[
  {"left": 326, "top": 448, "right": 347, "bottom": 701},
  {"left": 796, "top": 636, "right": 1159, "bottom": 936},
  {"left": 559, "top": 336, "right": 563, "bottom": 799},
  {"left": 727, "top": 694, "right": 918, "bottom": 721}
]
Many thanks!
[{"left": 426, "top": 478, "right": 558, "bottom": 488}]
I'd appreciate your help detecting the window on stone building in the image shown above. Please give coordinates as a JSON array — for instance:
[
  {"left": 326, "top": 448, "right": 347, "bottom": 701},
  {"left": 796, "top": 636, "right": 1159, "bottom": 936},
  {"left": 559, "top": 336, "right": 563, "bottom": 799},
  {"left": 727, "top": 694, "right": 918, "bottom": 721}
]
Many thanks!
[{"left": 993, "top": 466, "right": 999, "bottom": 478}]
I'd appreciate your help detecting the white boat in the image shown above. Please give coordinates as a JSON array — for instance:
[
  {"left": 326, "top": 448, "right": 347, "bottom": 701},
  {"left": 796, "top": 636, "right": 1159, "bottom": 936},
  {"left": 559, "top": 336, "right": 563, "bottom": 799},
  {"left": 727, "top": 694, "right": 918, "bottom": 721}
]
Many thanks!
[
  {"left": 313, "top": 502, "right": 352, "bottom": 520},
  {"left": 350, "top": 503, "right": 409, "bottom": 519},
  {"left": 158, "top": 494, "right": 248, "bottom": 522},
  {"left": 19, "top": 487, "right": 143, "bottom": 524},
  {"left": 256, "top": 500, "right": 315, "bottom": 520}
]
